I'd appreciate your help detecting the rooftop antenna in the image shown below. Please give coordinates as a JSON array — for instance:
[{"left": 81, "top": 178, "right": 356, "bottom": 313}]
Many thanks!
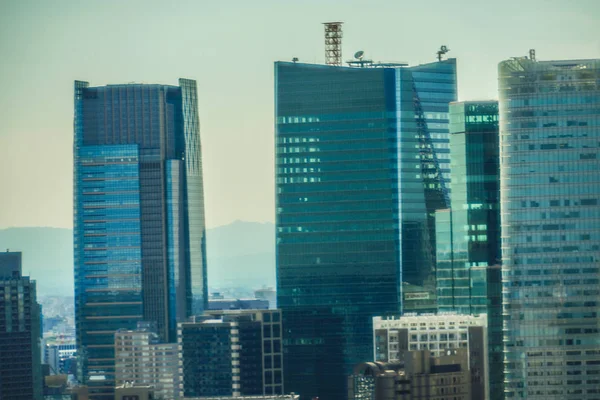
[
  {"left": 436, "top": 45, "right": 450, "bottom": 62},
  {"left": 529, "top": 49, "right": 536, "bottom": 61},
  {"left": 346, "top": 50, "right": 372, "bottom": 68},
  {"left": 323, "top": 22, "right": 343, "bottom": 66}
]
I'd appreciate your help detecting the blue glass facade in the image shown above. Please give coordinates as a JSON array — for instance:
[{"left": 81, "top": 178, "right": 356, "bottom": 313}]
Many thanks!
[
  {"left": 499, "top": 58, "right": 600, "bottom": 399},
  {"left": 73, "top": 80, "right": 207, "bottom": 398},
  {"left": 435, "top": 100, "right": 503, "bottom": 399},
  {"left": 275, "top": 59, "right": 456, "bottom": 399}
]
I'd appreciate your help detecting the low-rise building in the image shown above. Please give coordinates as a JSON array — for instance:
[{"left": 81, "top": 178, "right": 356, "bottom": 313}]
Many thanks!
[
  {"left": 373, "top": 314, "right": 487, "bottom": 399},
  {"left": 348, "top": 349, "right": 471, "bottom": 400},
  {"left": 114, "top": 323, "right": 178, "bottom": 400}
]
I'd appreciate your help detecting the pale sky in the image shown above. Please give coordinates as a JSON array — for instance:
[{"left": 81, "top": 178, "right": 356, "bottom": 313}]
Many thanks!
[{"left": 0, "top": 0, "right": 598, "bottom": 229}]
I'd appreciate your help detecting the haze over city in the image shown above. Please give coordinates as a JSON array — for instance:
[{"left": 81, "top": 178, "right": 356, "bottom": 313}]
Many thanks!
[{"left": 1, "top": 0, "right": 599, "bottom": 229}]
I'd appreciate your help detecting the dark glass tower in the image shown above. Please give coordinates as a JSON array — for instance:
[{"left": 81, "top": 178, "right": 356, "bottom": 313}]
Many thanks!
[
  {"left": 0, "top": 251, "right": 42, "bottom": 400},
  {"left": 275, "top": 59, "right": 457, "bottom": 399},
  {"left": 500, "top": 57, "right": 600, "bottom": 399},
  {"left": 435, "top": 100, "right": 503, "bottom": 399},
  {"left": 179, "top": 310, "right": 283, "bottom": 397},
  {"left": 73, "top": 79, "right": 207, "bottom": 398}
]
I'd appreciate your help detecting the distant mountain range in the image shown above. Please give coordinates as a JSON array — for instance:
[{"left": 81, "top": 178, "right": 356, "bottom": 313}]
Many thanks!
[{"left": 0, "top": 221, "right": 275, "bottom": 297}]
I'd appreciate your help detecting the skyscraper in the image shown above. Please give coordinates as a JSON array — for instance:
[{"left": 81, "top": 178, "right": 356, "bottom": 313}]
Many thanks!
[
  {"left": 73, "top": 79, "right": 207, "bottom": 398},
  {"left": 0, "top": 251, "right": 43, "bottom": 400},
  {"left": 434, "top": 100, "right": 503, "bottom": 398},
  {"left": 275, "top": 58, "right": 457, "bottom": 398},
  {"left": 499, "top": 56, "right": 600, "bottom": 399}
]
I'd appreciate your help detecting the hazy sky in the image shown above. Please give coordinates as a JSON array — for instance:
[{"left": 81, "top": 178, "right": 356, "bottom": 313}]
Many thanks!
[{"left": 0, "top": 0, "right": 598, "bottom": 229}]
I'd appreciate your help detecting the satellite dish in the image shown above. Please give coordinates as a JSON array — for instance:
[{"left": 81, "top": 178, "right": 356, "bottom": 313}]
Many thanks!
[{"left": 354, "top": 50, "right": 364, "bottom": 60}]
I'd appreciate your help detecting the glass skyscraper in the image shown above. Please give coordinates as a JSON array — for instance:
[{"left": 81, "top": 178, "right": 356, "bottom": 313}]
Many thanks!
[
  {"left": 435, "top": 100, "right": 503, "bottom": 399},
  {"left": 275, "top": 59, "right": 457, "bottom": 399},
  {"left": 499, "top": 57, "right": 600, "bottom": 399},
  {"left": 73, "top": 79, "right": 207, "bottom": 398}
]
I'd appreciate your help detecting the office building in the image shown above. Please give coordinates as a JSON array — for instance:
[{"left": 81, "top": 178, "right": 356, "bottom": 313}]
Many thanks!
[
  {"left": 275, "top": 58, "right": 457, "bottom": 398},
  {"left": 254, "top": 287, "right": 277, "bottom": 309},
  {"left": 348, "top": 349, "right": 471, "bottom": 400},
  {"left": 373, "top": 314, "right": 486, "bottom": 399},
  {"left": 114, "top": 384, "right": 154, "bottom": 400},
  {"left": 208, "top": 298, "right": 269, "bottom": 310},
  {"left": 114, "top": 322, "right": 178, "bottom": 400},
  {"left": 0, "top": 251, "right": 43, "bottom": 400},
  {"left": 184, "top": 395, "right": 299, "bottom": 400},
  {"left": 179, "top": 309, "right": 283, "bottom": 397},
  {"left": 44, "top": 342, "right": 77, "bottom": 375},
  {"left": 73, "top": 79, "right": 207, "bottom": 398},
  {"left": 434, "top": 100, "right": 503, "bottom": 398},
  {"left": 499, "top": 55, "right": 600, "bottom": 399}
]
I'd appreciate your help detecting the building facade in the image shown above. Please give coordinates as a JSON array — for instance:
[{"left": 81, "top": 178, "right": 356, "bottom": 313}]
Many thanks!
[
  {"left": 208, "top": 298, "right": 269, "bottom": 311},
  {"left": 179, "top": 309, "right": 283, "bottom": 398},
  {"left": 499, "top": 56, "right": 600, "bottom": 399},
  {"left": 348, "top": 349, "right": 472, "bottom": 400},
  {"left": 373, "top": 313, "right": 487, "bottom": 399},
  {"left": 73, "top": 79, "right": 207, "bottom": 398},
  {"left": 44, "top": 342, "right": 77, "bottom": 375},
  {"left": 0, "top": 251, "right": 43, "bottom": 400},
  {"left": 434, "top": 100, "right": 503, "bottom": 398},
  {"left": 275, "top": 59, "right": 457, "bottom": 398},
  {"left": 114, "top": 323, "right": 178, "bottom": 400}
]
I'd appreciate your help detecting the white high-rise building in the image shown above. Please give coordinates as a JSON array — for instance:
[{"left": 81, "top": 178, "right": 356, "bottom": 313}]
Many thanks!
[{"left": 114, "top": 323, "right": 178, "bottom": 400}]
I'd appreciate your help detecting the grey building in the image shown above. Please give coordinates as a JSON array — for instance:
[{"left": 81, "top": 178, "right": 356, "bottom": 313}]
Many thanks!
[
  {"left": 0, "top": 251, "right": 43, "bottom": 400},
  {"left": 499, "top": 55, "right": 600, "bottom": 399},
  {"left": 114, "top": 322, "right": 178, "bottom": 400},
  {"left": 348, "top": 349, "right": 472, "bottom": 400},
  {"left": 179, "top": 309, "right": 283, "bottom": 398},
  {"left": 73, "top": 79, "right": 207, "bottom": 398},
  {"left": 114, "top": 384, "right": 154, "bottom": 400},
  {"left": 373, "top": 314, "right": 487, "bottom": 399}
]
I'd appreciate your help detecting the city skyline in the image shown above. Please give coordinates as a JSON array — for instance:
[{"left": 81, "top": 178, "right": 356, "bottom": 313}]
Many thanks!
[
  {"left": 1, "top": 0, "right": 599, "bottom": 229},
  {"left": 1, "top": 2, "right": 600, "bottom": 399}
]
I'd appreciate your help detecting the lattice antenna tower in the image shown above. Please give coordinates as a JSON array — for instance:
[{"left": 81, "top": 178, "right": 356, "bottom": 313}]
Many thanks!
[{"left": 324, "top": 22, "right": 343, "bottom": 66}]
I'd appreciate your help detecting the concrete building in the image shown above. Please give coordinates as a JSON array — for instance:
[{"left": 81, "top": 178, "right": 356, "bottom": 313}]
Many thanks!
[
  {"left": 179, "top": 309, "right": 283, "bottom": 398},
  {"left": 114, "top": 323, "right": 178, "bottom": 400},
  {"left": 348, "top": 349, "right": 471, "bottom": 400},
  {"left": 0, "top": 251, "right": 43, "bottom": 400},
  {"left": 114, "top": 384, "right": 154, "bottom": 400},
  {"left": 373, "top": 314, "right": 487, "bottom": 399}
]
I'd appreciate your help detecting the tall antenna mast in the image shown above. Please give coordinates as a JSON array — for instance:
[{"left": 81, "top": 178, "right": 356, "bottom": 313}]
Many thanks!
[{"left": 323, "top": 22, "right": 343, "bottom": 66}]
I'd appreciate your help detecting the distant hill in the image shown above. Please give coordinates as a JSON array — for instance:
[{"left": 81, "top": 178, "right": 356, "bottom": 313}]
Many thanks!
[
  {"left": 0, "top": 221, "right": 275, "bottom": 297},
  {"left": 207, "top": 220, "right": 275, "bottom": 288}
]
